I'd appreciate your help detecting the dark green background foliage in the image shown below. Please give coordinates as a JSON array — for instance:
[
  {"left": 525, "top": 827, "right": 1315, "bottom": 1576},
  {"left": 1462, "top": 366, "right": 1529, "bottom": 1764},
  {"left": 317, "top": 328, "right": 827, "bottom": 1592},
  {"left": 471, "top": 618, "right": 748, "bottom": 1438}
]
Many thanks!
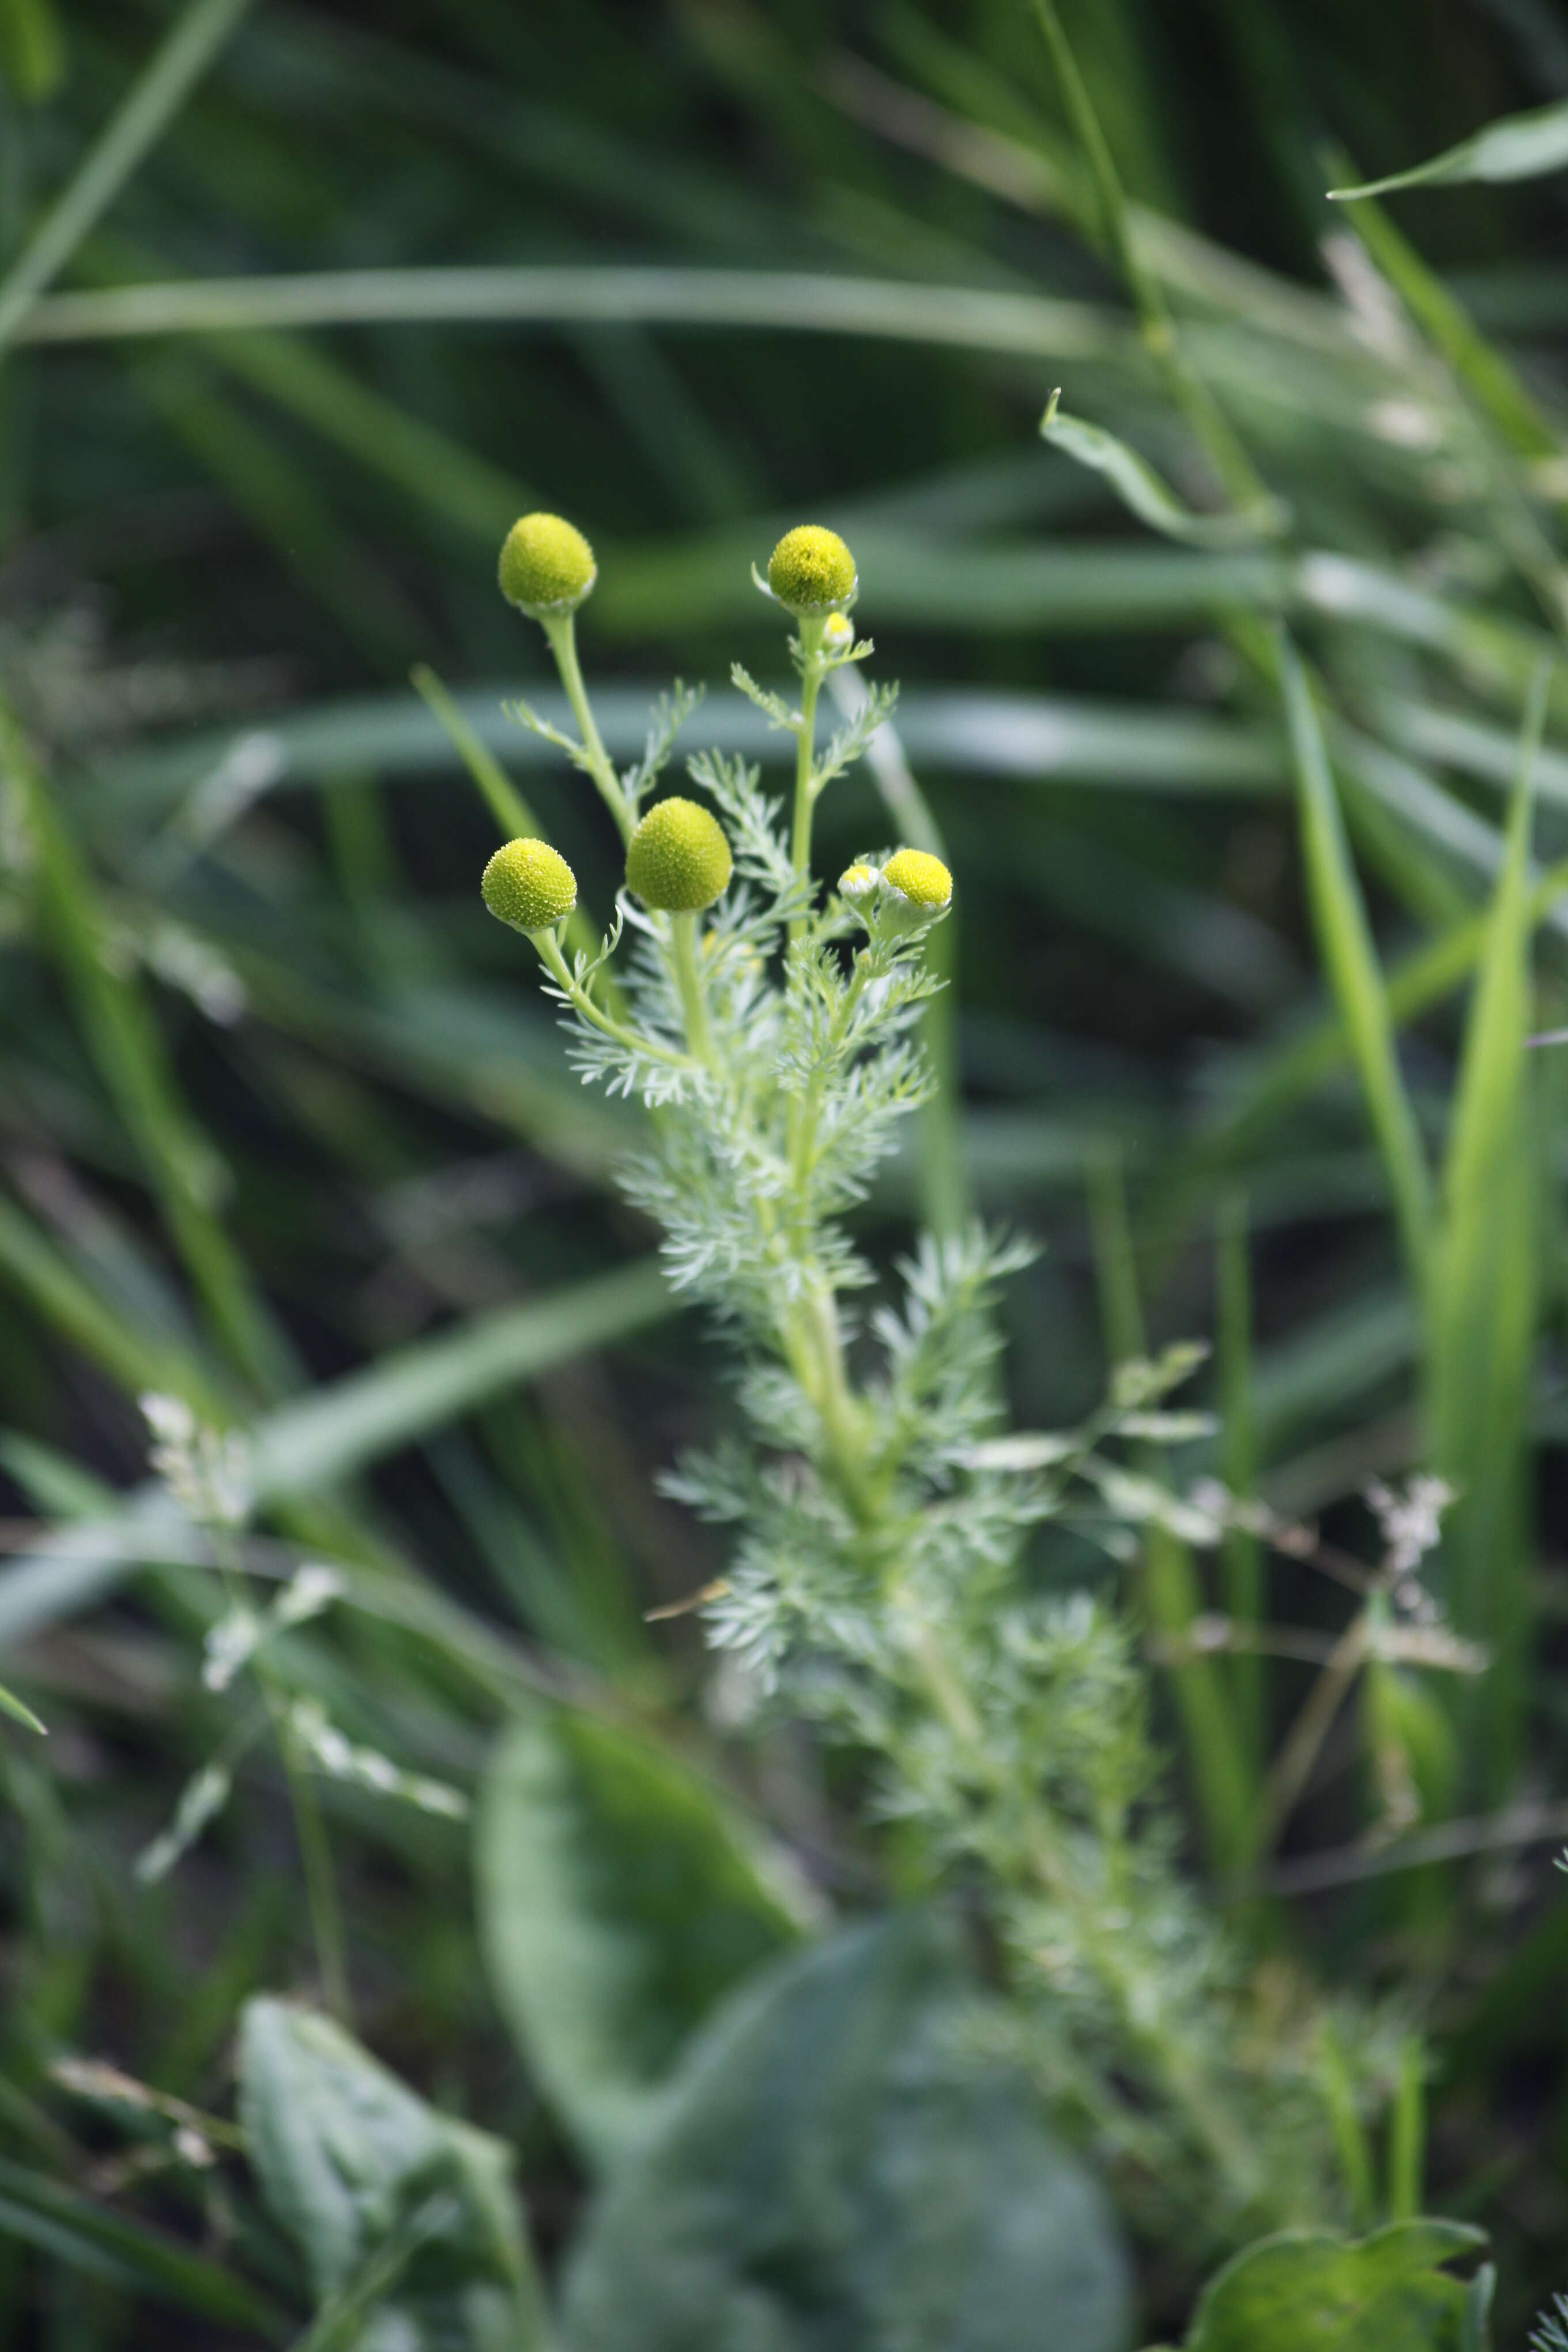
[{"left": 3, "top": 0, "right": 1568, "bottom": 2343}]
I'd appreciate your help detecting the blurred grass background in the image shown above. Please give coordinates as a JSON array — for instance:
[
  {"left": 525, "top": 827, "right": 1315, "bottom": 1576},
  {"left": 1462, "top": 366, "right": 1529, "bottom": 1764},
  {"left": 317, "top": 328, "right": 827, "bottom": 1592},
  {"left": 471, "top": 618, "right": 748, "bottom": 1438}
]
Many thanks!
[{"left": 6, "top": 0, "right": 1568, "bottom": 2340}]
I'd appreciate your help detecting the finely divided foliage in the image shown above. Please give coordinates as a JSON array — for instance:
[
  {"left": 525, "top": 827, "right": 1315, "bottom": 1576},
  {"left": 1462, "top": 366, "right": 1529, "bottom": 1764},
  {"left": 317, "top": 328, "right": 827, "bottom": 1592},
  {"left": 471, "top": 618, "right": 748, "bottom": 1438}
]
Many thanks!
[{"left": 484, "top": 520, "right": 1379, "bottom": 2243}]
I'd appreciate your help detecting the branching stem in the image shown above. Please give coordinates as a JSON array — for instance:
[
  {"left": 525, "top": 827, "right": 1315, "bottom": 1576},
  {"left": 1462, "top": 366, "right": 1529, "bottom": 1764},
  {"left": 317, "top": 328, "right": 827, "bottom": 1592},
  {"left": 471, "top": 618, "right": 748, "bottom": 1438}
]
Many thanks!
[
  {"left": 535, "top": 930, "right": 695, "bottom": 1071},
  {"left": 543, "top": 612, "right": 634, "bottom": 846}
]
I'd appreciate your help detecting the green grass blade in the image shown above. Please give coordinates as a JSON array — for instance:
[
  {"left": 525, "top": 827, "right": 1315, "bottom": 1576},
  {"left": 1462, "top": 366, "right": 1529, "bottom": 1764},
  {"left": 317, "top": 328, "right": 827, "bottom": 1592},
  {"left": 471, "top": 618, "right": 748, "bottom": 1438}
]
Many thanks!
[
  {"left": 1216, "top": 1192, "right": 1263, "bottom": 1775},
  {"left": 1, "top": 696, "right": 289, "bottom": 1395},
  {"left": 1087, "top": 1154, "right": 1251, "bottom": 1871},
  {"left": 1320, "top": 161, "right": 1556, "bottom": 462},
  {"left": 411, "top": 662, "right": 608, "bottom": 977},
  {"left": 1039, "top": 389, "right": 1286, "bottom": 545},
  {"left": 0, "top": 1682, "right": 46, "bottom": 1735},
  {"left": 1427, "top": 666, "right": 1549, "bottom": 1795},
  {"left": 1328, "top": 99, "right": 1568, "bottom": 199},
  {"left": 0, "top": 2159, "right": 287, "bottom": 2337},
  {"left": 248, "top": 1257, "right": 674, "bottom": 1501},
  {"left": 0, "top": 0, "right": 252, "bottom": 356},
  {"left": 1277, "top": 630, "right": 1434, "bottom": 1294}
]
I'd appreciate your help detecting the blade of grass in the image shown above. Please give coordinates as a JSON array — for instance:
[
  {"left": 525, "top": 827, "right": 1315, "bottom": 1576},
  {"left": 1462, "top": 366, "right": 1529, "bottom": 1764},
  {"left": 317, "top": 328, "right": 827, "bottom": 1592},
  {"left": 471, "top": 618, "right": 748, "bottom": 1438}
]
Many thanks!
[
  {"left": 1, "top": 695, "right": 290, "bottom": 1395},
  {"left": 1427, "top": 664, "right": 1548, "bottom": 1794},
  {"left": 1276, "top": 629, "right": 1434, "bottom": 1296},
  {"left": 410, "top": 663, "right": 608, "bottom": 977},
  {"left": 0, "top": 1188, "right": 223, "bottom": 1414},
  {"left": 1327, "top": 98, "right": 1568, "bottom": 200},
  {"left": 1087, "top": 1152, "right": 1252, "bottom": 1871},
  {"left": 14, "top": 263, "right": 1124, "bottom": 359},
  {"left": 0, "top": 0, "right": 252, "bottom": 356},
  {"left": 247, "top": 1256, "right": 674, "bottom": 1501},
  {"left": 130, "top": 351, "right": 424, "bottom": 668},
  {"left": 1216, "top": 1192, "right": 1263, "bottom": 1776},
  {"left": 1025, "top": 0, "right": 1271, "bottom": 518}
]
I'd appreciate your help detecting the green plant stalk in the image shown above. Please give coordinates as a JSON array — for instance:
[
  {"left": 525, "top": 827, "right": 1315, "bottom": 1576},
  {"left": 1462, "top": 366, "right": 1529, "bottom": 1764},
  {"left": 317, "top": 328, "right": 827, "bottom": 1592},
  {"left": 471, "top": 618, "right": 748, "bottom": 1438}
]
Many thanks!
[
  {"left": 1387, "top": 2037, "right": 1426, "bottom": 2221},
  {"left": 1317, "top": 2021, "right": 1377, "bottom": 2227},
  {"left": 203, "top": 1519, "right": 350, "bottom": 2023},
  {"left": 774, "top": 739, "right": 1263, "bottom": 2200},
  {"left": 543, "top": 612, "right": 634, "bottom": 846},
  {"left": 789, "top": 617, "right": 831, "bottom": 938},
  {"left": 533, "top": 931, "right": 691, "bottom": 1069},
  {"left": 669, "top": 912, "right": 715, "bottom": 1065},
  {"left": 275, "top": 1703, "right": 351, "bottom": 2025}
]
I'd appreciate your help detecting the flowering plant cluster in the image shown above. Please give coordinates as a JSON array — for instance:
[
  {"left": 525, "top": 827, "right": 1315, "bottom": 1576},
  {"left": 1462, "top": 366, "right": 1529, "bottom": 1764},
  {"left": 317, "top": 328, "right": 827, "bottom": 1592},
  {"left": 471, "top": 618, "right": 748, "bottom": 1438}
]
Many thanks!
[{"left": 475, "top": 511, "right": 1392, "bottom": 2242}]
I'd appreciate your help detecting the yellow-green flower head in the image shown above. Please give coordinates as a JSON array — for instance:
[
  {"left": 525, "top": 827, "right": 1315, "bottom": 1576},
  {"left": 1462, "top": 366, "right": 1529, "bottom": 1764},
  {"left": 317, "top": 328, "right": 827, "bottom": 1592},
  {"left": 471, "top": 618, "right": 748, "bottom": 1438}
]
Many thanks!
[
  {"left": 766, "top": 524, "right": 857, "bottom": 615},
  {"left": 497, "top": 512, "right": 597, "bottom": 617},
  {"left": 822, "top": 613, "right": 855, "bottom": 655},
  {"left": 883, "top": 847, "right": 953, "bottom": 914},
  {"left": 482, "top": 837, "right": 578, "bottom": 934},
  {"left": 625, "top": 796, "right": 733, "bottom": 913},
  {"left": 838, "top": 861, "right": 881, "bottom": 900}
]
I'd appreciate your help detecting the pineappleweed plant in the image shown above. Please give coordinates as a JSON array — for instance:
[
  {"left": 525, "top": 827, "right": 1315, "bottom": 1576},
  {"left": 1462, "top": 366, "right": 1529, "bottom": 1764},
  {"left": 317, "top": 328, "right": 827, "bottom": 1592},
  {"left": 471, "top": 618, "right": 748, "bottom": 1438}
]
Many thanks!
[{"left": 479, "top": 508, "right": 1375, "bottom": 2247}]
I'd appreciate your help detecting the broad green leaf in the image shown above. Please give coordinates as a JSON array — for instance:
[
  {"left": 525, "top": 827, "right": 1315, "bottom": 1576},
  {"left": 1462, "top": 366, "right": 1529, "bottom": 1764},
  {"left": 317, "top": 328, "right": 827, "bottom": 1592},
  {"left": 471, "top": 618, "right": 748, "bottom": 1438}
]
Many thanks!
[
  {"left": 560, "top": 1912, "right": 1132, "bottom": 2352},
  {"left": 476, "top": 1708, "right": 805, "bottom": 2168},
  {"left": 1040, "top": 390, "right": 1285, "bottom": 546},
  {"left": 238, "top": 1998, "right": 546, "bottom": 2352},
  {"left": 1277, "top": 630, "right": 1434, "bottom": 1292},
  {"left": 1329, "top": 101, "right": 1568, "bottom": 198},
  {"left": 1144, "top": 2220, "right": 1490, "bottom": 2352}
]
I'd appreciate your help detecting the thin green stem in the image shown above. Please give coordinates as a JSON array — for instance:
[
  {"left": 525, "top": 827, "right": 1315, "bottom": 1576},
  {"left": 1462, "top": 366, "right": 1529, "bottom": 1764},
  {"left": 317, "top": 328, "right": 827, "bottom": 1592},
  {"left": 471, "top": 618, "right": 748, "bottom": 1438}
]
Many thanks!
[
  {"left": 670, "top": 911, "right": 715, "bottom": 1064},
  {"left": 535, "top": 930, "right": 694, "bottom": 1071},
  {"left": 787, "top": 616, "right": 832, "bottom": 941},
  {"left": 275, "top": 1704, "right": 351, "bottom": 2023},
  {"left": 208, "top": 1523, "right": 350, "bottom": 2023},
  {"left": 543, "top": 612, "right": 634, "bottom": 846}
]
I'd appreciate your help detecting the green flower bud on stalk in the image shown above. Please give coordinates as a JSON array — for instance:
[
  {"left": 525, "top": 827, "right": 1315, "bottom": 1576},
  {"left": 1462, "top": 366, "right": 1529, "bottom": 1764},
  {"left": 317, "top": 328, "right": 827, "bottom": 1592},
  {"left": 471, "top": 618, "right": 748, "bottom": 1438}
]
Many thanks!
[
  {"left": 821, "top": 613, "right": 855, "bottom": 655},
  {"left": 766, "top": 525, "right": 857, "bottom": 615},
  {"left": 481, "top": 837, "right": 578, "bottom": 935},
  {"left": 498, "top": 512, "right": 597, "bottom": 618},
  {"left": 883, "top": 847, "right": 953, "bottom": 914},
  {"left": 837, "top": 861, "right": 881, "bottom": 899},
  {"left": 625, "top": 797, "right": 733, "bottom": 913}
]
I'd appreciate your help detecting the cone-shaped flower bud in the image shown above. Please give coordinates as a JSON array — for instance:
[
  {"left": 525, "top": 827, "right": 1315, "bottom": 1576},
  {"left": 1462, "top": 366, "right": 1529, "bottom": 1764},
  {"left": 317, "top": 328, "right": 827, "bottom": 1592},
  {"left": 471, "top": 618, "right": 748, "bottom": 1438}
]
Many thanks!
[
  {"left": 766, "top": 524, "right": 857, "bottom": 615},
  {"left": 625, "top": 797, "right": 733, "bottom": 913},
  {"left": 498, "top": 512, "right": 597, "bottom": 617},
  {"left": 883, "top": 847, "right": 953, "bottom": 914},
  {"left": 482, "top": 838, "right": 578, "bottom": 933}
]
